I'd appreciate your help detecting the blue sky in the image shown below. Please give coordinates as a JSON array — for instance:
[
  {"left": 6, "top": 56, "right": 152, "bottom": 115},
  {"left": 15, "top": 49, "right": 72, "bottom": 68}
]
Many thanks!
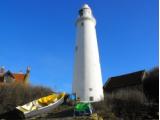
[{"left": 0, "top": 0, "right": 158, "bottom": 93}]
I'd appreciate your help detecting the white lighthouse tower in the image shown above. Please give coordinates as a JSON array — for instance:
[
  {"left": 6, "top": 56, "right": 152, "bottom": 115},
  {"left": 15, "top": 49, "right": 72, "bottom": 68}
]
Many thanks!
[{"left": 73, "top": 4, "right": 104, "bottom": 102}]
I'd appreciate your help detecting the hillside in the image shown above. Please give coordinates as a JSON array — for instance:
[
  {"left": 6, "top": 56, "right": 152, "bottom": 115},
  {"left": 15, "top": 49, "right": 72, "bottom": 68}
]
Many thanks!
[{"left": 0, "top": 67, "right": 158, "bottom": 120}]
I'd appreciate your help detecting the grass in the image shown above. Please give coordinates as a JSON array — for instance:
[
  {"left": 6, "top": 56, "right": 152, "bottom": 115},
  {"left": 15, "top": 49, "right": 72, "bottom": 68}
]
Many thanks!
[
  {"left": 0, "top": 67, "right": 158, "bottom": 119},
  {"left": 93, "top": 89, "right": 148, "bottom": 119},
  {"left": 143, "top": 67, "right": 159, "bottom": 103},
  {"left": 93, "top": 67, "right": 159, "bottom": 119},
  {"left": 0, "top": 83, "right": 53, "bottom": 114}
]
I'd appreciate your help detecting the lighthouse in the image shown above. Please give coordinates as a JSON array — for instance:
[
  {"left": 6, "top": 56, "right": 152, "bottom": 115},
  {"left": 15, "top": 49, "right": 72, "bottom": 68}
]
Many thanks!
[{"left": 73, "top": 4, "right": 104, "bottom": 102}]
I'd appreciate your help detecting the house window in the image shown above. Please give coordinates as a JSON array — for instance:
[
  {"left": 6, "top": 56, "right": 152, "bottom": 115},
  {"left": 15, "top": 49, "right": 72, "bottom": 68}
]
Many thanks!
[
  {"left": 89, "top": 88, "right": 92, "bottom": 91},
  {"left": 89, "top": 96, "right": 94, "bottom": 101}
]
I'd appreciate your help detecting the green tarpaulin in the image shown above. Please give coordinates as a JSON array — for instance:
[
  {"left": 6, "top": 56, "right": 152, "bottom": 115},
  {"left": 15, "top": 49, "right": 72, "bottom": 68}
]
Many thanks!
[{"left": 75, "top": 103, "right": 90, "bottom": 111}]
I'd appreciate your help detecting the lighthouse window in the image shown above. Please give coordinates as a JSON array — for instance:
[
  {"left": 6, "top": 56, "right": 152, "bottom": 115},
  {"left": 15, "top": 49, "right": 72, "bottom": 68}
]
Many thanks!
[
  {"left": 89, "top": 96, "right": 94, "bottom": 101},
  {"left": 81, "top": 22, "right": 84, "bottom": 26},
  {"left": 89, "top": 88, "right": 92, "bottom": 91},
  {"left": 75, "top": 46, "right": 78, "bottom": 51},
  {"left": 77, "top": 97, "right": 80, "bottom": 101},
  {"left": 79, "top": 9, "right": 83, "bottom": 16}
]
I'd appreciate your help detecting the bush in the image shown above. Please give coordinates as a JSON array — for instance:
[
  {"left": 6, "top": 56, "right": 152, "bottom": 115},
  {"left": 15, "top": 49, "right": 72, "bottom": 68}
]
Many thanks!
[
  {"left": 93, "top": 67, "right": 159, "bottom": 119},
  {"left": 0, "top": 83, "right": 53, "bottom": 114},
  {"left": 93, "top": 89, "right": 147, "bottom": 119},
  {"left": 143, "top": 67, "right": 159, "bottom": 103}
]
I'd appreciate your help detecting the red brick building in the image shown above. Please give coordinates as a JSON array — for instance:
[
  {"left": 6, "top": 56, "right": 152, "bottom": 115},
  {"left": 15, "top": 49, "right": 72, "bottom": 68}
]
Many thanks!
[{"left": 0, "top": 67, "right": 30, "bottom": 84}]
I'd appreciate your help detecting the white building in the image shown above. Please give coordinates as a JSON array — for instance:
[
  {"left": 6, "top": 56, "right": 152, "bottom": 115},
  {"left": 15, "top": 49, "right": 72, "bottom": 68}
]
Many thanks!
[{"left": 73, "top": 4, "right": 104, "bottom": 102}]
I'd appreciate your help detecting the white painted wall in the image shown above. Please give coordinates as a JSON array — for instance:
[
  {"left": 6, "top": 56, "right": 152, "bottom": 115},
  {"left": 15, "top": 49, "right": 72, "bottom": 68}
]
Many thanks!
[{"left": 73, "top": 4, "right": 104, "bottom": 102}]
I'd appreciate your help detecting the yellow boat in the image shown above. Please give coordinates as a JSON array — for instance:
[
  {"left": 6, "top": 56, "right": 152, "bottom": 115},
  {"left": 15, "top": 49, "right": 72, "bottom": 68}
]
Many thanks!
[{"left": 16, "top": 92, "right": 65, "bottom": 118}]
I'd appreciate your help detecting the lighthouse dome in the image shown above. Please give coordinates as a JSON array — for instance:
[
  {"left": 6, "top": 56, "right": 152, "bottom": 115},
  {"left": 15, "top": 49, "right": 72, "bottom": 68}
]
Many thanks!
[{"left": 82, "top": 4, "right": 90, "bottom": 9}]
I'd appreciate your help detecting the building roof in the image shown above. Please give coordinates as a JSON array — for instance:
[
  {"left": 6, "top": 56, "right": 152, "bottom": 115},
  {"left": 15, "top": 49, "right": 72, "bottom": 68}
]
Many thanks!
[
  {"left": 5, "top": 71, "right": 14, "bottom": 78},
  {"left": 104, "top": 70, "right": 145, "bottom": 92}
]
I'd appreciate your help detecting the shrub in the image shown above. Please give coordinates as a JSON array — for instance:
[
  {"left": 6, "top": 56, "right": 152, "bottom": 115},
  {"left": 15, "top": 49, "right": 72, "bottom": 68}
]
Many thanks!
[
  {"left": 94, "top": 67, "right": 159, "bottom": 119},
  {"left": 93, "top": 89, "right": 147, "bottom": 119},
  {"left": 143, "top": 67, "right": 159, "bottom": 103},
  {"left": 0, "top": 83, "right": 53, "bottom": 114}
]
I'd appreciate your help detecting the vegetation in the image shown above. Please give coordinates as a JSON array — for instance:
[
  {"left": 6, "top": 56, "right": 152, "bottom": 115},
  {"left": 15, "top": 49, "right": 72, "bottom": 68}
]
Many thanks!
[
  {"left": 0, "top": 67, "right": 158, "bottom": 120},
  {"left": 143, "top": 67, "right": 159, "bottom": 103},
  {"left": 93, "top": 89, "right": 147, "bottom": 119},
  {"left": 93, "top": 67, "right": 159, "bottom": 120},
  {"left": 0, "top": 83, "right": 53, "bottom": 114}
]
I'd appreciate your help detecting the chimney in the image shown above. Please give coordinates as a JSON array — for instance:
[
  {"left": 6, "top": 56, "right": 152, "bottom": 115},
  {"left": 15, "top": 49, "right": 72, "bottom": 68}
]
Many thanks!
[
  {"left": 24, "top": 66, "right": 31, "bottom": 84},
  {"left": 26, "top": 66, "right": 31, "bottom": 73},
  {"left": 0, "top": 66, "right": 5, "bottom": 74}
]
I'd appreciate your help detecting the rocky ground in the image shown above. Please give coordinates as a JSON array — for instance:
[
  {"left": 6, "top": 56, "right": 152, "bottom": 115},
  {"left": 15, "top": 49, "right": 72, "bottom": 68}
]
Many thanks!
[
  {"left": 0, "top": 103, "right": 158, "bottom": 120},
  {"left": 26, "top": 103, "right": 159, "bottom": 120},
  {"left": 27, "top": 105, "right": 103, "bottom": 120}
]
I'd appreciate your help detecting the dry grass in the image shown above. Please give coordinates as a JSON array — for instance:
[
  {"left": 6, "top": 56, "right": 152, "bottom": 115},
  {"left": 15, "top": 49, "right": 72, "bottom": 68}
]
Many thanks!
[
  {"left": 143, "top": 67, "right": 159, "bottom": 103},
  {"left": 93, "top": 89, "right": 148, "bottom": 119},
  {"left": 93, "top": 67, "right": 159, "bottom": 119},
  {"left": 0, "top": 83, "right": 53, "bottom": 114}
]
